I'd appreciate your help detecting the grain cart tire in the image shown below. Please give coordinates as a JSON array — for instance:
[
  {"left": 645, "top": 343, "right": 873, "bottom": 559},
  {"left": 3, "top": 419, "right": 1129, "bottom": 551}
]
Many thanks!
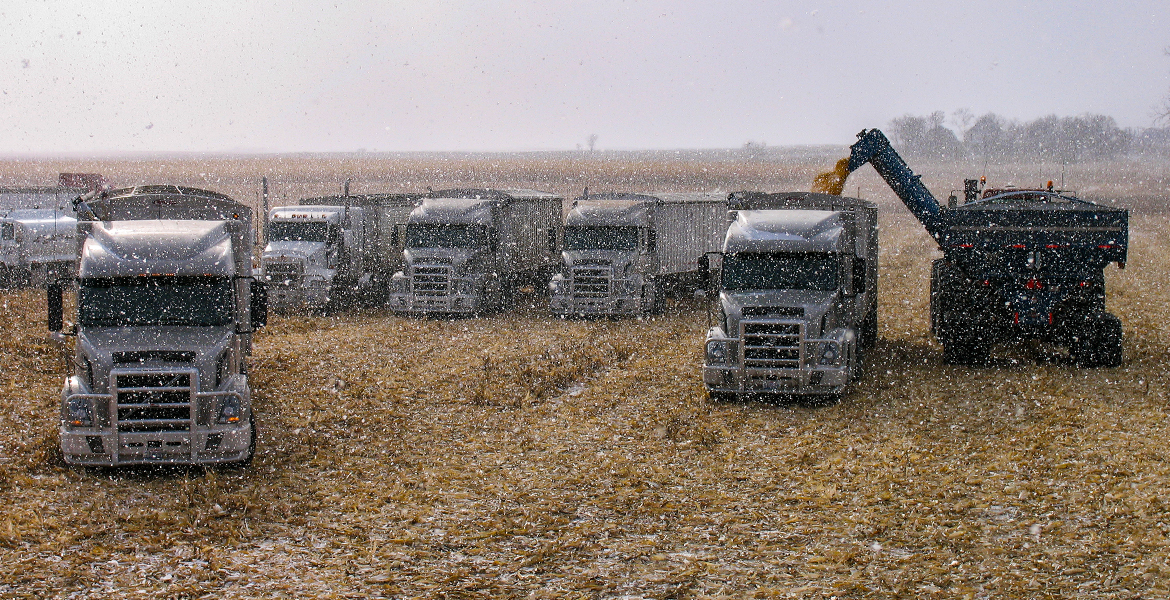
[
  {"left": 1074, "top": 312, "right": 1123, "bottom": 368},
  {"left": 941, "top": 333, "right": 990, "bottom": 366}
]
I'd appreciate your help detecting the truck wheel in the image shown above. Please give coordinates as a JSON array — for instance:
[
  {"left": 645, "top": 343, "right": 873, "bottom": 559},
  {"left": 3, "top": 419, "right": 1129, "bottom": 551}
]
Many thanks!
[
  {"left": 1074, "top": 313, "right": 1123, "bottom": 368},
  {"left": 861, "top": 304, "right": 878, "bottom": 349},
  {"left": 850, "top": 346, "right": 865, "bottom": 381},
  {"left": 707, "top": 390, "right": 736, "bottom": 403},
  {"left": 942, "top": 337, "right": 989, "bottom": 366}
]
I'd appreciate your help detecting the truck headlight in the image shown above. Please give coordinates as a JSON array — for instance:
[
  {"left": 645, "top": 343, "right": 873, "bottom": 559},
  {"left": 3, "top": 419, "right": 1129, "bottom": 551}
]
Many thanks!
[
  {"left": 818, "top": 341, "right": 842, "bottom": 366},
  {"left": 706, "top": 340, "right": 730, "bottom": 364},
  {"left": 549, "top": 275, "right": 564, "bottom": 295},
  {"left": 67, "top": 397, "right": 93, "bottom": 427},
  {"left": 217, "top": 397, "right": 242, "bottom": 424},
  {"left": 390, "top": 272, "right": 408, "bottom": 293}
]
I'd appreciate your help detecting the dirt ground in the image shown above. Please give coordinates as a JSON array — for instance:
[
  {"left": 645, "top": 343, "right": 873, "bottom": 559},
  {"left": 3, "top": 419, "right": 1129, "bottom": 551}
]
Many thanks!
[{"left": 1, "top": 154, "right": 1169, "bottom": 598}]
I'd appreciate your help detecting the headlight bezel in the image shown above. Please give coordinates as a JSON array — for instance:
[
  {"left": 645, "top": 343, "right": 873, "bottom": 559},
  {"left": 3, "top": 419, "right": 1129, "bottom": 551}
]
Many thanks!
[
  {"left": 217, "top": 396, "right": 242, "bottom": 425},
  {"left": 66, "top": 396, "right": 94, "bottom": 428},
  {"left": 818, "top": 340, "right": 842, "bottom": 366},
  {"left": 706, "top": 339, "right": 730, "bottom": 364}
]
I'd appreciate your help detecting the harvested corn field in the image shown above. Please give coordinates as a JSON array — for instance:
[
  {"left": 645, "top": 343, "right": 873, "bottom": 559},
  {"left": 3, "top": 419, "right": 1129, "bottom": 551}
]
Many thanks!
[{"left": 1, "top": 155, "right": 1170, "bottom": 598}]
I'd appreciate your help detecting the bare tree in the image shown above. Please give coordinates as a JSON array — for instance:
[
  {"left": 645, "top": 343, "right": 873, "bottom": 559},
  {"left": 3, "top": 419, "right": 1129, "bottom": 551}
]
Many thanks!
[{"left": 587, "top": 133, "right": 598, "bottom": 152}]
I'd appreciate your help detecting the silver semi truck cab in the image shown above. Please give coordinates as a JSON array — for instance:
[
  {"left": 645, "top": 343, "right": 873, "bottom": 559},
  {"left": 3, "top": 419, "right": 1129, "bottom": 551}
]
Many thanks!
[
  {"left": 263, "top": 205, "right": 360, "bottom": 311},
  {"left": 263, "top": 194, "right": 419, "bottom": 312},
  {"left": 52, "top": 185, "right": 266, "bottom": 467},
  {"left": 1, "top": 174, "right": 105, "bottom": 287},
  {"left": 0, "top": 208, "right": 77, "bottom": 287},
  {"left": 703, "top": 192, "right": 878, "bottom": 399},
  {"left": 389, "top": 189, "right": 562, "bottom": 316},
  {"left": 549, "top": 192, "right": 726, "bottom": 317}
]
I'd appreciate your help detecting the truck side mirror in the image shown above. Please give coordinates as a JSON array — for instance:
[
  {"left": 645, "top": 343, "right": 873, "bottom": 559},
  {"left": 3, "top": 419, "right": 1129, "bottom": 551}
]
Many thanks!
[
  {"left": 250, "top": 280, "right": 268, "bottom": 329},
  {"left": 47, "top": 283, "right": 64, "bottom": 332},
  {"left": 853, "top": 258, "right": 867, "bottom": 289}
]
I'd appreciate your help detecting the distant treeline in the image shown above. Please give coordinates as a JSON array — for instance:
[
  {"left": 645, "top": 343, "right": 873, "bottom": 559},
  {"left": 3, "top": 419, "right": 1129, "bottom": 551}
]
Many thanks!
[{"left": 887, "top": 111, "right": 1170, "bottom": 162}]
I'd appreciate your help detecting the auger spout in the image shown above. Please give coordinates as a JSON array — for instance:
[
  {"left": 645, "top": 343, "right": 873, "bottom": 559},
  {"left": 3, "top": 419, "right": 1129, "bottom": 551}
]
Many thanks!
[{"left": 847, "top": 129, "right": 944, "bottom": 240}]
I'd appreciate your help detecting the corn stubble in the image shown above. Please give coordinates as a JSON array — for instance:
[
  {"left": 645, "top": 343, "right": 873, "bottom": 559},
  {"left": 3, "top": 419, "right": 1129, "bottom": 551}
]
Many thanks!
[{"left": 1, "top": 156, "right": 1169, "bottom": 598}]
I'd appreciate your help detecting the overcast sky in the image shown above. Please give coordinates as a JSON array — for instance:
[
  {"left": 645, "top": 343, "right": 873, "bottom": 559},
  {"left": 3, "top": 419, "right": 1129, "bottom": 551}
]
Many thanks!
[{"left": 1, "top": 1, "right": 1167, "bottom": 154}]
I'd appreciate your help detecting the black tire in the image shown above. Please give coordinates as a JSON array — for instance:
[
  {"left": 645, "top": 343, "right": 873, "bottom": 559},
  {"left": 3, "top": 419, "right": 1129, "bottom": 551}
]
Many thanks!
[
  {"left": 942, "top": 336, "right": 990, "bottom": 366},
  {"left": 1073, "top": 312, "right": 1123, "bottom": 368},
  {"left": 707, "top": 390, "right": 736, "bottom": 403},
  {"left": 861, "top": 303, "right": 878, "bottom": 349}
]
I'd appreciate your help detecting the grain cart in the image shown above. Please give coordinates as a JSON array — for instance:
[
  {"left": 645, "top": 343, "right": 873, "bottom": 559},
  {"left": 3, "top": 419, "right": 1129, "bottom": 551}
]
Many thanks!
[
  {"left": 549, "top": 191, "right": 727, "bottom": 317},
  {"left": 51, "top": 185, "right": 267, "bottom": 467},
  {"left": 844, "top": 129, "right": 1128, "bottom": 367},
  {"left": 262, "top": 193, "right": 419, "bottom": 312},
  {"left": 388, "top": 189, "right": 562, "bottom": 316},
  {"left": 703, "top": 192, "right": 878, "bottom": 399},
  {"left": 0, "top": 174, "right": 105, "bottom": 287}
]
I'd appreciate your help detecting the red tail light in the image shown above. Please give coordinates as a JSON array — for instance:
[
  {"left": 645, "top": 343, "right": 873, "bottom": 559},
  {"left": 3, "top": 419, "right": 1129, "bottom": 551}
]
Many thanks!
[
  {"left": 1010, "top": 244, "right": 1027, "bottom": 249},
  {"left": 1098, "top": 244, "right": 1113, "bottom": 249},
  {"left": 1025, "top": 278, "right": 1043, "bottom": 290},
  {"left": 1045, "top": 244, "right": 1062, "bottom": 249},
  {"left": 957, "top": 243, "right": 974, "bottom": 248}
]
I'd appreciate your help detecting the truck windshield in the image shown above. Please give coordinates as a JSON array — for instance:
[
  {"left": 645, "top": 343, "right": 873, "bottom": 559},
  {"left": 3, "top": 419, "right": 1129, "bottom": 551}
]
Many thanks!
[
  {"left": 722, "top": 252, "right": 839, "bottom": 291},
  {"left": 79, "top": 276, "right": 234, "bottom": 327},
  {"left": 406, "top": 224, "right": 487, "bottom": 249},
  {"left": 564, "top": 226, "right": 639, "bottom": 251},
  {"left": 268, "top": 221, "right": 329, "bottom": 243}
]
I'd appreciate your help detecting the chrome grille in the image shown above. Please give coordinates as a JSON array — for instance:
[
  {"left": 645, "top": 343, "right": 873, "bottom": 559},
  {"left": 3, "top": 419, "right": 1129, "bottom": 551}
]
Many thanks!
[
  {"left": 114, "top": 371, "right": 195, "bottom": 432},
  {"left": 571, "top": 266, "right": 611, "bottom": 298},
  {"left": 413, "top": 265, "right": 451, "bottom": 297},
  {"left": 266, "top": 262, "right": 302, "bottom": 286},
  {"left": 741, "top": 321, "right": 802, "bottom": 370}
]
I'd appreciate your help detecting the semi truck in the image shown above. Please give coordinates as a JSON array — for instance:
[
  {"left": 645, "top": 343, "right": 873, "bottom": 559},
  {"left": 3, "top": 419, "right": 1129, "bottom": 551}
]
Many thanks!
[
  {"left": 0, "top": 173, "right": 106, "bottom": 287},
  {"left": 263, "top": 193, "right": 419, "bottom": 312},
  {"left": 388, "top": 189, "right": 562, "bottom": 316},
  {"left": 549, "top": 191, "right": 727, "bottom": 317},
  {"left": 703, "top": 192, "right": 878, "bottom": 399},
  {"left": 843, "top": 129, "right": 1128, "bottom": 367},
  {"left": 51, "top": 185, "right": 267, "bottom": 467}
]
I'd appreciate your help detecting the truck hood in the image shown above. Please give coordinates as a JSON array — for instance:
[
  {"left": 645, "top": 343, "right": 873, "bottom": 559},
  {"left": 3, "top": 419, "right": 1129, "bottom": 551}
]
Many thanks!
[
  {"left": 78, "top": 325, "right": 235, "bottom": 392},
  {"left": 81, "top": 325, "right": 233, "bottom": 357},
  {"left": 722, "top": 289, "right": 839, "bottom": 336},
  {"left": 263, "top": 240, "right": 326, "bottom": 263},
  {"left": 405, "top": 247, "right": 486, "bottom": 272},
  {"left": 562, "top": 250, "right": 636, "bottom": 273}
]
